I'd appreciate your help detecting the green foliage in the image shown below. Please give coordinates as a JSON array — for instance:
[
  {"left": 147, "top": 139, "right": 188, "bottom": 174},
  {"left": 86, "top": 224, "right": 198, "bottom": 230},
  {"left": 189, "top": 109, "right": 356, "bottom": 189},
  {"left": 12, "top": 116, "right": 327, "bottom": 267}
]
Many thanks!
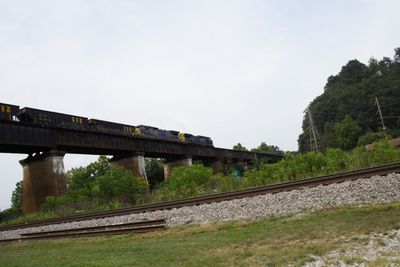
[
  {"left": 0, "top": 208, "right": 21, "bottom": 223},
  {"left": 157, "top": 165, "right": 213, "bottom": 200},
  {"left": 6, "top": 139, "right": 400, "bottom": 224},
  {"left": 397, "top": 117, "right": 400, "bottom": 132},
  {"left": 334, "top": 115, "right": 362, "bottom": 150},
  {"left": 145, "top": 158, "right": 164, "bottom": 189},
  {"left": 233, "top": 143, "right": 248, "bottom": 151},
  {"left": 243, "top": 140, "right": 400, "bottom": 188},
  {"left": 155, "top": 164, "right": 239, "bottom": 201},
  {"left": 250, "top": 142, "right": 280, "bottom": 153},
  {"left": 42, "top": 156, "right": 148, "bottom": 215},
  {"left": 11, "top": 181, "right": 23, "bottom": 211},
  {"left": 357, "top": 131, "right": 388, "bottom": 146},
  {"left": 2, "top": 181, "right": 24, "bottom": 222},
  {"left": 67, "top": 155, "right": 110, "bottom": 196},
  {"left": 96, "top": 165, "right": 148, "bottom": 205},
  {"left": 243, "top": 151, "right": 328, "bottom": 187},
  {"left": 299, "top": 48, "right": 400, "bottom": 151},
  {"left": 348, "top": 140, "right": 400, "bottom": 168},
  {"left": 324, "top": 148, "right": 349, "bottom": 172},
  {"left": 319, "top": 123, "right": 338, "bottom": 150}
]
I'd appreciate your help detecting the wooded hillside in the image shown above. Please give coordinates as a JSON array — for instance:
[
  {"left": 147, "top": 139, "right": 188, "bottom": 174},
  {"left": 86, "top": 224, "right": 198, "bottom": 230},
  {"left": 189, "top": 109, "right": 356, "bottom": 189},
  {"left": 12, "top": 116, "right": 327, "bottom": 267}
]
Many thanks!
[{"left": 298, "top": 48, "right": 400, "bottom": 152}]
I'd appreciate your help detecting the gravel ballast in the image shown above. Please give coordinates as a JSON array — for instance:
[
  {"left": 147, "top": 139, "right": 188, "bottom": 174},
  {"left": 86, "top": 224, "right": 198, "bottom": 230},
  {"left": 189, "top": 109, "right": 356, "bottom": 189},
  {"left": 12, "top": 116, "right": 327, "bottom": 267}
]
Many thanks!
[{"left": 1, "top": 173, "right": 400, "bottom": 241}]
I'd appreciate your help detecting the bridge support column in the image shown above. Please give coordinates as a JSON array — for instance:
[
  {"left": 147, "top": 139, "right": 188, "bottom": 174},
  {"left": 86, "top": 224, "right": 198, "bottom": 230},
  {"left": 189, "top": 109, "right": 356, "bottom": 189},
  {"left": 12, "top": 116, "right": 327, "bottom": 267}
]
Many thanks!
[
  {"left": 20, "top": 150, "right": 67, "bottom": 214},
  {"left": 110, "top": 153, "right": 148, "bottom": 183},
  {"left": 163, "top": 157, "right": 192, "bottom": 178},
  {"left": 204, "top": 158, "right": 226, "bottom": 174}
]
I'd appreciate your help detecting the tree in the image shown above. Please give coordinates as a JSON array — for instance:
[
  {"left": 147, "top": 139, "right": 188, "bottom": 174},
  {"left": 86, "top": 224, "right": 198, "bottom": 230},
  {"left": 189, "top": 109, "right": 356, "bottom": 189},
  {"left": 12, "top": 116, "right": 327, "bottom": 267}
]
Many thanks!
[
  {"left": 158, "top": 165, "right": 214, "bottom": 200},
  {"left": 11, "top": 181, "right": 23, "bottom": 211},
  {"left": 394, "top": 47, "right": 400, "bottom": 62},
  {"left": 397, "top": 117, "right": 400, "bottom": 131},
  {"left": 233, "top": 143, "right": 248, "bottom": 151},
  {"left": 96, "top": 165, "right": 148, "bottom": 205},
  {"left": 334, "top": 116, "right": 361, "bottom": 150},
  {"left": 145, "top": 158, "right": 164, "bottom": 189},
  {"left": 357, "top": 131, "right": 389, "bottom": 147},
  {"left": 67, "top": 155, "right": 110, "bottom": 195},
  {"left": 298, "top": 49, "right": 400, "bottom": 152},
  {"left": 251, "top": 142, "right": 280, "bottom": 153}
]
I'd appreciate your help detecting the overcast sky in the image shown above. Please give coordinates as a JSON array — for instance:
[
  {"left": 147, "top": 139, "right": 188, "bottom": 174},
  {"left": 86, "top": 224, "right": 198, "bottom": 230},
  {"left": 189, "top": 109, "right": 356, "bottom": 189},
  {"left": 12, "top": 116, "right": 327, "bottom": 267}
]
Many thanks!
[{"left": 0, "top": 0, "right": 399, "bottom": 210}]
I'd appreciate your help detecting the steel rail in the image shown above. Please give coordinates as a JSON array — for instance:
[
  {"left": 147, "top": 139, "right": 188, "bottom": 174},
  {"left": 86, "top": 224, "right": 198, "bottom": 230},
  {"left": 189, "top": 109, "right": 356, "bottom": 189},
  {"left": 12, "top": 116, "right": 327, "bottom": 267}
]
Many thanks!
[
  {"left": 0, "top": 224, "right": 165, "bottom": 243},
  {"left": 1, "top": 162, "right": 400, "bottom": 232},
  {"left": 20, "top": 219, "right": 166, "bottom": 237}
]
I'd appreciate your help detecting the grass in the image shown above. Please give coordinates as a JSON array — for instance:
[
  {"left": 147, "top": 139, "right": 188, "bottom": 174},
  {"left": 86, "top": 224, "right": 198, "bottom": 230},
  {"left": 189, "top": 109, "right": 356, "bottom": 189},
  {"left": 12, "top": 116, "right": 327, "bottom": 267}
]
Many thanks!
[{"left": 1, "top": 202, "right": 400, "bottom": 267}]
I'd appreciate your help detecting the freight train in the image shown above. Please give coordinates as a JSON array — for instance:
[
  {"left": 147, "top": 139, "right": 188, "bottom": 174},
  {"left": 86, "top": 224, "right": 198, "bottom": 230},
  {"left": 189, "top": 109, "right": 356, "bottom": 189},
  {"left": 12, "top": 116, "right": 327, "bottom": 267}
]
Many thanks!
[{"left": 0, "top": 102, "right": 213, "bottom": 146}]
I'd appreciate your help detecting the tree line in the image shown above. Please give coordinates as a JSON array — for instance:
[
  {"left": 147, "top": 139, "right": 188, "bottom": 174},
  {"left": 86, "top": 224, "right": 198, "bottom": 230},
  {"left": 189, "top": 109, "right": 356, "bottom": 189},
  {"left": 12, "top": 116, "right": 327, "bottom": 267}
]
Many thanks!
[{"left": 298, "top": 48, "right": 400, "bottom": 152}]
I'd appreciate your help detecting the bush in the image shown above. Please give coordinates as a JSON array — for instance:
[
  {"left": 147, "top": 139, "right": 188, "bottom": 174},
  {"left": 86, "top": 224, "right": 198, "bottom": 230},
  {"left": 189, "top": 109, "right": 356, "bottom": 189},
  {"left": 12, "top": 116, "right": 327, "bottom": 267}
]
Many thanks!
[
  {"left": 42, "top": 157, "right": 148, "bottom": 215},
  {"left": 0, "top": 208, "right": 22, "bottom": 223},
  {"left": 242, "top": 151, "right": 329, "bottom": 188},
  {"left": 7, "top": 139, "right": 400, "bottom": 223},
  {"left": 357, "top": 131, "right": 389, "bottom": 147},
  {"left": 348, "top": 139, "right": 400, "bottom": 169},
  {"left": 96, "top": 165, "right": 148, "bottom": 205},
  {"left": 243, "top": 139, "right": 400, "bottom": 189},
  {"left": 156, "top": 165, "right": 214, "bottom": 200}
]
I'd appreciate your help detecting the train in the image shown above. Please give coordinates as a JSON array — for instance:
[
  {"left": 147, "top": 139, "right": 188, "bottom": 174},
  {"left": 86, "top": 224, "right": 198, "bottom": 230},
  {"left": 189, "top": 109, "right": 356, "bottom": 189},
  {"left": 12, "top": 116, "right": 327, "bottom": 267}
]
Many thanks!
[{"left": 0, "top": 102, "right": 214, "bottom": 147}]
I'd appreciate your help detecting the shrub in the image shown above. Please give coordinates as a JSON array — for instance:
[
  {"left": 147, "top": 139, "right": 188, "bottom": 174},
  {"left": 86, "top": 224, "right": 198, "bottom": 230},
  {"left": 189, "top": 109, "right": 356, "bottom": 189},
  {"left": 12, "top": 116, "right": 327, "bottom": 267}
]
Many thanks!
[
  {"left": 357, "top": 131, "right": 389, "bottom": 147},
  {"left": 96, "top": 165, "right": 148, "bottom": 205},
  {"left": 156, "top": 164, "right": 214, "bottom": 200},
  {"left": 348, "top": 139, "right": 400, "bottom": 169},
  {"left": 0, "top": 208, "right": 21, "bottom": 223}
]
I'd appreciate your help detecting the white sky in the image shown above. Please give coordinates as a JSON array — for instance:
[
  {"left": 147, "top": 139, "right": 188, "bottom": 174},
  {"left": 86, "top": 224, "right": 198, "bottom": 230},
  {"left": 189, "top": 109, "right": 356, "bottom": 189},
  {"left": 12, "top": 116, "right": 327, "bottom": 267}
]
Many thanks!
[{"left": 0, "top": 0, "right": 399, "bottom": 210}]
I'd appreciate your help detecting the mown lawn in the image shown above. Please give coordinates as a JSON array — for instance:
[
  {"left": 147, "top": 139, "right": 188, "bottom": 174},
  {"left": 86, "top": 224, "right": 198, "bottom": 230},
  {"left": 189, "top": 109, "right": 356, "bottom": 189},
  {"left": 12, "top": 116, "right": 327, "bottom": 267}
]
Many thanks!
[{"left": 1, "top": 202, "right": 400, "bottom": 267}]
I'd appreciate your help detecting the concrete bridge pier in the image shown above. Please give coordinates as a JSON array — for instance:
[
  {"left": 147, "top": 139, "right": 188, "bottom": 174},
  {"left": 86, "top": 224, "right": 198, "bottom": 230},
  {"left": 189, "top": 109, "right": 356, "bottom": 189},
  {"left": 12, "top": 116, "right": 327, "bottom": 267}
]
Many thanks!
[
  {"left": 20, "top": 150, "right": 67, "bottom": 214},
  {"left": 163, "top": 156, "right": 193, "bottom": 178},
  {"left": 110, "top": 153, "right": 148, "bottom": 183},
  {"left": 204, "top": 158, "right": 226, "bottom": 174}
]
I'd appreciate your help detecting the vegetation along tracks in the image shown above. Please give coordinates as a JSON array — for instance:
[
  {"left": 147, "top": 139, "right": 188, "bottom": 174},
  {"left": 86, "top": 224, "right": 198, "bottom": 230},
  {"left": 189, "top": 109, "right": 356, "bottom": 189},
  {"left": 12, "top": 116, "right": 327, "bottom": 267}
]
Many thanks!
[{"left": 1, "top": 162, "right": 400, "bottom": 234}]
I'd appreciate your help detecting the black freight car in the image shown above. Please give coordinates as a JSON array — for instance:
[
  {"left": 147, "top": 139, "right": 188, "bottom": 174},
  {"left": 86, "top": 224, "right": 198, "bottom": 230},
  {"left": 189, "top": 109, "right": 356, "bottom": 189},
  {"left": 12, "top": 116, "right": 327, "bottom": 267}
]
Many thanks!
[
  {"left": 17, "top": 107, "right": 88, "bottom": 129},
  {"left": 0, "top": 103, "right": 19, "bottom": 121},
  {"left": 88, "top": 119, "right": 135, "bottom": 136}
]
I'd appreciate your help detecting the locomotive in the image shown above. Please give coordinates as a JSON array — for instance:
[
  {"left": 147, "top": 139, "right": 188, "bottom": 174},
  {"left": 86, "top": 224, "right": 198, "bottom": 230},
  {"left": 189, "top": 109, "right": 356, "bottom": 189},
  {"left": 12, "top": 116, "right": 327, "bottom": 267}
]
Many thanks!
[{"left": 0, "top": 103, "right": 213, "bottom": 147}]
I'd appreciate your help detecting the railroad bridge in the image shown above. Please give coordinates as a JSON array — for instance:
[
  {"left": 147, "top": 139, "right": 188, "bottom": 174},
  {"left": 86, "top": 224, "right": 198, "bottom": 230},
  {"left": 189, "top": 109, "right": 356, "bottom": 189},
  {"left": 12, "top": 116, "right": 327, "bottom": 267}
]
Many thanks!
[{"left": 0, "top": 120, "right": 282, "bottom": 213}]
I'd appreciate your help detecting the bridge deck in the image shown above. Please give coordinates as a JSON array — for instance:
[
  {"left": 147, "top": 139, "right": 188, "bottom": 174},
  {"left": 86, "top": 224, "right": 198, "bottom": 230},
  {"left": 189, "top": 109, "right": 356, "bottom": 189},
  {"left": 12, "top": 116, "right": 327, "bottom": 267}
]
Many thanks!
[{"left": 0, "top": 121, "right": 282, "bottom": 162}]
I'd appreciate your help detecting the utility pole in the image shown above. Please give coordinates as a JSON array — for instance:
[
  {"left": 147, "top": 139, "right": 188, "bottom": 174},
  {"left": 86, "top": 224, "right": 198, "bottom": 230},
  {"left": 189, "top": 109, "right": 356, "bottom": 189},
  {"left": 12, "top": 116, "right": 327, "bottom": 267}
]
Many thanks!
[
  {"left": 375, "top": 97, "right": 386, "bottom": 132},
  {"left": 307, "top": 109, "right": 320, "bottom": 153}
]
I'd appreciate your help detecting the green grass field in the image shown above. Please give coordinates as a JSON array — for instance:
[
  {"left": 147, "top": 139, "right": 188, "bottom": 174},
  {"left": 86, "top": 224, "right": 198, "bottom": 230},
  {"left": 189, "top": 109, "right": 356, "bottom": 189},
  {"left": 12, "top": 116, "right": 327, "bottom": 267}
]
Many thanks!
[{"left": 1, "top": 202, "right": 400, "bottom": 267}]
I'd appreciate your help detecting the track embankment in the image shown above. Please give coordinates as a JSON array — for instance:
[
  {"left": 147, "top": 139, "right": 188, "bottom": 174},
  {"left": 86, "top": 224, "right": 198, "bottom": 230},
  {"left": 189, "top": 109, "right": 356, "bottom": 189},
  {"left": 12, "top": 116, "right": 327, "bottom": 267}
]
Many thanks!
[{"left": 1, "top": 163, "right": 400, "bottom": 241}]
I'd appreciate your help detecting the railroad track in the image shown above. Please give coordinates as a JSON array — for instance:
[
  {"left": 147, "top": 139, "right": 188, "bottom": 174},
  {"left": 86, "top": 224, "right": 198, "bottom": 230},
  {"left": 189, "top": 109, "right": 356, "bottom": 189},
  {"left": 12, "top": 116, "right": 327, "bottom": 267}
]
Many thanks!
[
  {"left": 0, "top": 219, "right": 166, "bottom": 243},
  {"left": 1, "top": 162, "right": 400, "bottom": 233}
]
